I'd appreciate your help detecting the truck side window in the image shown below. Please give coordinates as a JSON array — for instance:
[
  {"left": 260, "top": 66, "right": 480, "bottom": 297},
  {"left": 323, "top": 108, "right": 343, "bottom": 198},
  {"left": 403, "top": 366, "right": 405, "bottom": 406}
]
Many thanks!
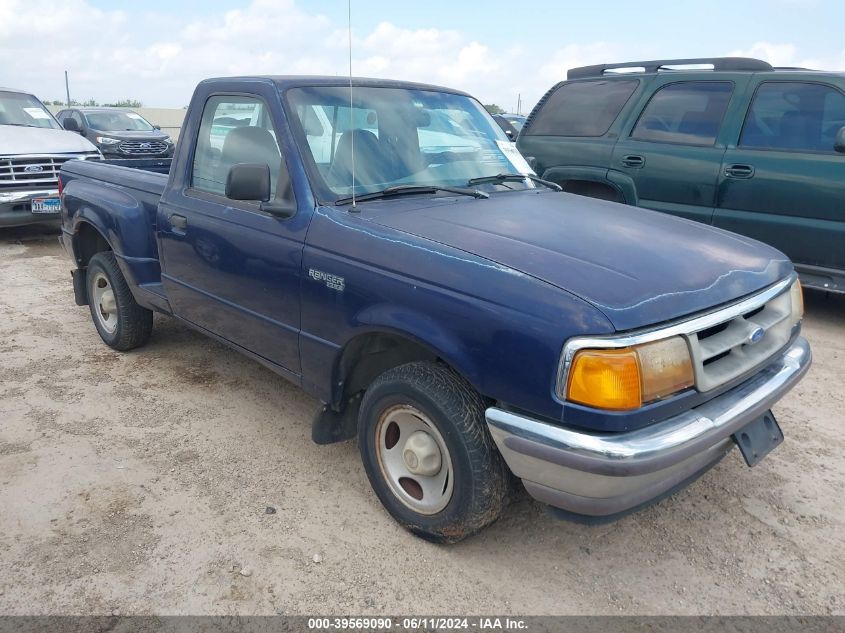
[
  {"left": 740, "top": 82, "right": 845, "bottom": 152},
  {"left": 192, "top": 95, "right": 282, "bottom": 199},
  {"left": 631, "top": 81, "right": 733, "bottom": 146},
  {"left": 524, "top": 80, "right": 638, "bottom": 137}
]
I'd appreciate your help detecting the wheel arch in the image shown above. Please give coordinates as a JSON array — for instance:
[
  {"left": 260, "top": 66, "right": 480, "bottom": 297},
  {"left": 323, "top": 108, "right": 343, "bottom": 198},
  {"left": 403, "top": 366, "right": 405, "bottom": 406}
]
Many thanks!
[
  {"left": 311, "top": 324, "right": 488, "bottom": 445},
  {"left": 541, "top": 166, "right": 628, "bottom": 203},
  {"left": 73, "top": 219, "right": 113, "bottom": 267}
]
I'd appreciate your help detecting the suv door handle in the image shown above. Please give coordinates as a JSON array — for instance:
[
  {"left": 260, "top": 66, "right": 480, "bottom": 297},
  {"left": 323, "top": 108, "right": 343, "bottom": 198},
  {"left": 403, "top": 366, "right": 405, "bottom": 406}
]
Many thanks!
[
  {"left": 725, "top": 164, "right": 755, "bottom": 179},
  {"left": 170, "top": 214, "right": 188, "bottom": 230},
  {"left": 621, "top": 154, "right": 645, "bottom": 168}
]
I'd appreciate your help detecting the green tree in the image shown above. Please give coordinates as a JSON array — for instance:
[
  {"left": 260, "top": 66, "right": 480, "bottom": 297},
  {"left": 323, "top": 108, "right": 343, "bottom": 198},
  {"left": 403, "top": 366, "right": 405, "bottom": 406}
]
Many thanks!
[
  {"left": 105, "top": 99, "right": 143, "bottom": 108},
  {"left": 484, "top": 104, "right": 504, "bottom": 115}
]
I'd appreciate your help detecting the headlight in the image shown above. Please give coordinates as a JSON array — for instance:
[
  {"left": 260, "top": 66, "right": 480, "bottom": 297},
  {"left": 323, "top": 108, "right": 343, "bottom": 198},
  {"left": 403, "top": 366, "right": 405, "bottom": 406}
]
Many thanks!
[
  {"left": 95, "top": 136, "right": 120, "bottom": 145},
  {"left": 563, "top": 336, "right": 694, "bottom": 411},
  {"left": 789, "top": 279, "right": 804, "bottom": 326},
  {"left": 163, "top": 136, "right": 173, "bottom": 144}
]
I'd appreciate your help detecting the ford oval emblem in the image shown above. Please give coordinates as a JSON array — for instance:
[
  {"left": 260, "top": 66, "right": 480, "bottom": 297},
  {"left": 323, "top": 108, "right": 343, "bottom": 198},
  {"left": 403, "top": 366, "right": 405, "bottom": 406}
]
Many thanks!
[
  {"left": 747, "top": 326, "right": 765, "bottom": 346},
  {"left": 140, "top": 142, "right": 151, "bottom": 149},
  {"left": 24, "top": 165, "right": 44, "bottom": 173}
]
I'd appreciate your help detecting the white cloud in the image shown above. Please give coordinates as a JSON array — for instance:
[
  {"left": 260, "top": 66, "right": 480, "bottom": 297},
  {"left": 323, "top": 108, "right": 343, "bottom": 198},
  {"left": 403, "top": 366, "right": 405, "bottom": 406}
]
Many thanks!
[
  {"left": 0, "top": 0, "right": 625, "bottom": 111},
  {"left": 4, "top": 1, "right": 842, "bottom": 114},
  {"left": 727, "top": 41, "right": 845, "bottom": 70}
]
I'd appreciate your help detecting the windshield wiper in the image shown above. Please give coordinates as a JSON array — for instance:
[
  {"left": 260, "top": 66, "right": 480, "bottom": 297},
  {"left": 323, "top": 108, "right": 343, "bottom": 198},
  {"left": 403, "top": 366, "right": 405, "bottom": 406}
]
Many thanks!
[
  {"left": 467, "top": 173, "right": 562, "bottom": 191},
  {"left": 335, "top": 184, "right": 488, "bottom": 206}
]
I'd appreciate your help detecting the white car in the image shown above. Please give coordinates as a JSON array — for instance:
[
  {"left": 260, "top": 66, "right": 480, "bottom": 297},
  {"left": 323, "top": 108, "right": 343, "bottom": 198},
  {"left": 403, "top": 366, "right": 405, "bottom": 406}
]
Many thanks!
[{"left": 0, "top": 87, "right": 101, "bottom": 227}]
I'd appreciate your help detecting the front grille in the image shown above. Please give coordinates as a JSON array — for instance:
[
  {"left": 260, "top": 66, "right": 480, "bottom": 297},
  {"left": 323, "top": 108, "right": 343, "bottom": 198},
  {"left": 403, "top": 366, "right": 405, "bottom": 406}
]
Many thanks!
[
  {"left": 117, "top": 140, "right": 168, "bottom": 155},
  {"left": 0, "top": 154, "right": 100, "bottom": 189},
  {"left": 688, "top": 286, "right": 793, "bottom": 391}
]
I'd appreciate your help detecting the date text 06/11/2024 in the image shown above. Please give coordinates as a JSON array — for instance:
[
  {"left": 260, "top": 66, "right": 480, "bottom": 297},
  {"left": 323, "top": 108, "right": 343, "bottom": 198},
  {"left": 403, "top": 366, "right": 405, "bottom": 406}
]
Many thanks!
[{"left": 306, "top": 617, "right": 528, "bottom": 630}]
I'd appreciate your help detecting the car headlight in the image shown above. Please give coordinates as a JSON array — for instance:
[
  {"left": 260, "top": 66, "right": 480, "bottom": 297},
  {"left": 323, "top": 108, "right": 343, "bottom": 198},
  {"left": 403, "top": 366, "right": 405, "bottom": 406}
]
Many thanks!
[
  {"left": 562, "top": 336, "right": 694, "bottom": 411},
  {"left": 789, "top": 279, "right": 804, "bottom": 326},
  {"left": 163, "top": 136, "right": 173, "bottom": 144},
  {"left": 95, "top": 136, "right": 120, "bottom": 145}
]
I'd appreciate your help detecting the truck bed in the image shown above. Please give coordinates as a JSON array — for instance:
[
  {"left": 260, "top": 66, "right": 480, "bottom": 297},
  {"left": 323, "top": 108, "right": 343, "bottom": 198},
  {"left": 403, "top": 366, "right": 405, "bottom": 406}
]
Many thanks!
[
  {"left": 61, "top": 157, "right": 171, "bottom": 196},
  {"left": 59, "top": 156, "right": 171, "bottom": 313}
]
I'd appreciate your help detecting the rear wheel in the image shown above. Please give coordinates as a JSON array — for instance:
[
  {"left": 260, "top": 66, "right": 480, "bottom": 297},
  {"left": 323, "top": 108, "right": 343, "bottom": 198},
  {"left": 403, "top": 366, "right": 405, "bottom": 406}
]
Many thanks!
[
  {"left": 358, "top": 361, "right": 509, "bottom": 543},
  {"left": 86, "top": 252, "right": 153, "bottom": 351}
]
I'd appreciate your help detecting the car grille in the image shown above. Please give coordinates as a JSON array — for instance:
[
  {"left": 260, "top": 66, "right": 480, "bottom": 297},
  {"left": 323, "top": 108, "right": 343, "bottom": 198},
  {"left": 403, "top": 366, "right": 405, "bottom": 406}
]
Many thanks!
[
  {"left": 118, "top": 140, "right": 168, "bottom": 155},
  {"left": 687, "top": 285, "right": 793, "bottom": 392},
  {"left": 0, "top": 154, "right": 100, "bottom": 189}
]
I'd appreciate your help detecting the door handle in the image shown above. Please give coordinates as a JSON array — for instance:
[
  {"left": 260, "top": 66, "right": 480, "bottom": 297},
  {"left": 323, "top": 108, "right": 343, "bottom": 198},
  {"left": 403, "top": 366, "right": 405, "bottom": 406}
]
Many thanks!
[
  {"left": 621, "top": 154, "right": 645, "bottom": 168},
  {"left": 724, "top": 164, "right": 755, "bottom": 179},
  {"left": 170, "top": 214, "right": 187, "bottom": 230}
]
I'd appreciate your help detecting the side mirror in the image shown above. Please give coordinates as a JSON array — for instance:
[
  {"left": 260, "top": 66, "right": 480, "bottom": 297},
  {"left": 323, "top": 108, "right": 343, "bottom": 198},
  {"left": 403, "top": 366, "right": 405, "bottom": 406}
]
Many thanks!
[
  {"left": 153, "top": 125, "right": 161, "bottom": 130},
  {"left": 835, "top": 126, "right": 845, "bottom": 154},
  {"left": 63, "top": 118, "right": 80, "bottom": 132},
  {"left": 226, "top": 163, "right": 271, "bottom": 201},
  {"left": 225, "top": 163, "right": 295, "bottom": 218},
  {"left": 505, "top": 129, "right": 515, "bottom": 141}
]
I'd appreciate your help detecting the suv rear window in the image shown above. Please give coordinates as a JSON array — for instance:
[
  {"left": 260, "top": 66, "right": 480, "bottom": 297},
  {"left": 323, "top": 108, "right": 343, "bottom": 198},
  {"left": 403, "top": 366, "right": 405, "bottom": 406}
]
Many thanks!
[
  {"left": 631, "top": 81, "right": 733, "bottom": 146},
  {"left": 525, "top": 80, "right": 638, "bottom": 137},
  {"left": 740, "top": 81, "right": 845, "bottom": 152}
]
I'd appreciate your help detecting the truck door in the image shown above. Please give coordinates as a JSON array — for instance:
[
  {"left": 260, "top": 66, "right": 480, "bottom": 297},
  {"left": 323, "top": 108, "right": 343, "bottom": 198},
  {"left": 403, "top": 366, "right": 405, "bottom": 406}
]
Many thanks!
[
  {"left": 714, "top": 80, "right": 845, "bottom": 278},
  {"left": 611, "top": 78, "right": 748, "bottom": 224},
  {"left": 157, "top": 90, "right": 306, "bottom": 376}
]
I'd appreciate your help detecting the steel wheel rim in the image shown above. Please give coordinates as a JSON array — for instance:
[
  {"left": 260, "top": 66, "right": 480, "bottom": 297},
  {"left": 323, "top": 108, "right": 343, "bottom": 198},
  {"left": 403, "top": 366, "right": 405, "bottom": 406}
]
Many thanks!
[
  {"left": 375, "top": 404, "right": 454, "bottom": 515},
  {"left": 91, "top": 271, "right": 118, "bottom": 334}
]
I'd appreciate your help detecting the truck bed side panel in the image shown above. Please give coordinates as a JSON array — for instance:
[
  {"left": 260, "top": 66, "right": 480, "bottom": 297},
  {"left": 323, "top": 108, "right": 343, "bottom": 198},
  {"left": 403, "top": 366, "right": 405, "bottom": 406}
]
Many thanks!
[{"left": 60, "top": 160, "right": 169, "bottom": 312}]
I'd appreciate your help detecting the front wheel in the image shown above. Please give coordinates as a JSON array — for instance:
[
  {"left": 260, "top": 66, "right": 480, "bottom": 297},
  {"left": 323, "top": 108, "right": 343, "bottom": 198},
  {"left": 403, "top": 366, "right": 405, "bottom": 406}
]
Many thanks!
[
  {"left": 358, "top": 362, "right": 509, "bottom": 543},
  {"left": 86, "top": 251, "right": 153, "bottom": 351}
]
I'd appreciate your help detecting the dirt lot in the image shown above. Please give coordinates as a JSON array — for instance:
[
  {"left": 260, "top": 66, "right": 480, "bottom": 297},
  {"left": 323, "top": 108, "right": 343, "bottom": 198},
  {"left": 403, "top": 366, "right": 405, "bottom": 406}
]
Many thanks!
[{"left": 0, "top": 226, "right": 843, "bottom": 616}]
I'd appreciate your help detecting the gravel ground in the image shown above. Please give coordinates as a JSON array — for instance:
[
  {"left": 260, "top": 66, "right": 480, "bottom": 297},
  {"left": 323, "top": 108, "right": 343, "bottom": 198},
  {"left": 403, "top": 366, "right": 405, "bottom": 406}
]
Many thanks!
[{"left": 0, "top": 226, "right": 843, "bottom": 616}]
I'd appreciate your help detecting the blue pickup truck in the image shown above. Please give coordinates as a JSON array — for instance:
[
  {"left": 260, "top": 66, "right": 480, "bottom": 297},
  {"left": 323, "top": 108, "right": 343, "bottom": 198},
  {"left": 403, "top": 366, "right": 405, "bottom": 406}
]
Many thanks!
[{"left": 59, "top": 76, "right": 811, "bottom": 542}]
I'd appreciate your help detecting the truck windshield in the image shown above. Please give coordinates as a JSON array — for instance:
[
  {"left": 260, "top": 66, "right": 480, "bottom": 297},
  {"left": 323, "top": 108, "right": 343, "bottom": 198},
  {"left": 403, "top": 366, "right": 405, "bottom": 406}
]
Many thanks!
[
  {"left": 86, "top": 111, "right": 155, "bottom": 132},
  {"left": 286, "top": 86, "right": 536, "bottom": 202},
  {"left": 0, "top": 91, "right": 61, "bottom": 129}
]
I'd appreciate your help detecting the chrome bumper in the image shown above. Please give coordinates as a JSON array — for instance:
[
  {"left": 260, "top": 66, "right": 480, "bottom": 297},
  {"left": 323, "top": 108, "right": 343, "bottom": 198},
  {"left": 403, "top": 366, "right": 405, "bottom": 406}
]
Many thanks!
[
  {"left": 0, "top": 188, "right": 60, "bottom": 227},
  {"left": 486, "top": 337, "right": 812, "bottom": 519}
]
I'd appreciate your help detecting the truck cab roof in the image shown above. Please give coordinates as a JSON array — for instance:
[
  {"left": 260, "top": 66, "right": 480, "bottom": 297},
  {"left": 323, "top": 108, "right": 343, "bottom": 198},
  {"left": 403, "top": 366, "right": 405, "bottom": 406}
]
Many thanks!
[{"left": 197, "top": 75, "right": 472, "bottom": 97}]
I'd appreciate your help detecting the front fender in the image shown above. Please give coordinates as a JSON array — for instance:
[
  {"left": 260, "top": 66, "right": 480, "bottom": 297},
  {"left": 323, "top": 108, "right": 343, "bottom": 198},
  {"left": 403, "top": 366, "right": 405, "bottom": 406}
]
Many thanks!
[{"left": 350, "top": 303, "right": 483, "bottom": 387}]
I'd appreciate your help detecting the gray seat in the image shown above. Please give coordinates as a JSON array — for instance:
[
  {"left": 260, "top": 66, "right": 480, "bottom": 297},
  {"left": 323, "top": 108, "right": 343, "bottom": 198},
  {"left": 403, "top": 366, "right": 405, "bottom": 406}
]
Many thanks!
[
  {"left": 218, "top": 126, "right": 281, "bottom": 194},
  {"left": 327, "top": 129, "right": 389, "bottom": 190}
]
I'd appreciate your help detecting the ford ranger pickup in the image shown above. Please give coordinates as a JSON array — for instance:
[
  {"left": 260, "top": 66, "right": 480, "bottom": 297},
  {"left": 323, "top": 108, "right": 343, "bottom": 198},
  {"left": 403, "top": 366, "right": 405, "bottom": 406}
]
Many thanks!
[{"left": 59, "top": 76, "right": 811, "bottom": 542}]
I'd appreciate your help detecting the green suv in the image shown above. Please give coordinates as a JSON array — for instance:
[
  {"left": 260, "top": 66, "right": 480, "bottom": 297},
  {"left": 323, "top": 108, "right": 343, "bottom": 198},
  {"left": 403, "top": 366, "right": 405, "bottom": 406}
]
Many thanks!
[{"left": 517, "top": 57, "right": 845, "bottom": 293}]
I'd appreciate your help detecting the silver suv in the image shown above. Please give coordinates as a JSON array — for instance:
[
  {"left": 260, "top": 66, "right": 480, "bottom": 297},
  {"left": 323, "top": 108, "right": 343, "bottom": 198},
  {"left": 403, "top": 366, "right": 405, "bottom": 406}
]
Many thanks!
[{"left": 0, "top": 88, "right": 101, "bottom": 228}]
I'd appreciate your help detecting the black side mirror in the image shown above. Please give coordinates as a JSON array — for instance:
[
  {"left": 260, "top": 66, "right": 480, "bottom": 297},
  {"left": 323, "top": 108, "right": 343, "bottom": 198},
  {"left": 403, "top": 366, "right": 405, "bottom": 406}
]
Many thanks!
[
  {"left": 835, "top": 126, "right": 845, "bottom": 153},
  {"left": 226, "top": 163, "right": 295, "bottom": 219},
  {"left": 63, "top": 118, "right": 80, "bottom": 132},
  {"left": 153, "top": 125, "right": 161, "bottom": 130},
  {"left": 505, "top": 129, "right": 515, "bottom": 141},
  {"left": 227, "top": 163, "right": 271, "bottom": 201}
]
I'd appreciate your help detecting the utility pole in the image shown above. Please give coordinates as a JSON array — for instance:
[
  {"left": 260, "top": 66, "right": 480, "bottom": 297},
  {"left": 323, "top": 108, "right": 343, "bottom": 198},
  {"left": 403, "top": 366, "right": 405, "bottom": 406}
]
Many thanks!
[
  {"left": 65, "top": 71, "right": 71, "bottom": 107},
  {"left": 517, "top": 93, "right": 522, "bottom": 115}
]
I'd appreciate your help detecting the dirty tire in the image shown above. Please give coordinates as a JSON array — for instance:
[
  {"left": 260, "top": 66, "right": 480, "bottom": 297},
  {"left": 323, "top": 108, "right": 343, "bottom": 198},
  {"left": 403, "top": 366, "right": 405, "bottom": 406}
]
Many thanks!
[
  {"left": 358, "top": 361, "right": 509, "bottom": 543},
  {"left": 86, "top": 251, "right": 153, "bottom": 351}
]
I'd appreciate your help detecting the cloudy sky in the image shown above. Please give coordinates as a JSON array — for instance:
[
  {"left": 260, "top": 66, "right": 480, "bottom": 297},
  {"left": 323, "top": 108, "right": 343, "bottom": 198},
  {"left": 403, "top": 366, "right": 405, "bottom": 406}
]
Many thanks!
[{"left": 2, "top": 0, "right": 844, "bottom": 111}]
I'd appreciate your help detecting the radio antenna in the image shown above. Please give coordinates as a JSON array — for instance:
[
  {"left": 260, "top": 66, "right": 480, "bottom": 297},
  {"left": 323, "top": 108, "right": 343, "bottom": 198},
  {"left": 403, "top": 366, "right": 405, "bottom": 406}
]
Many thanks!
[{"left": 348, "top": 0, "right": 356, "bottom": 208}]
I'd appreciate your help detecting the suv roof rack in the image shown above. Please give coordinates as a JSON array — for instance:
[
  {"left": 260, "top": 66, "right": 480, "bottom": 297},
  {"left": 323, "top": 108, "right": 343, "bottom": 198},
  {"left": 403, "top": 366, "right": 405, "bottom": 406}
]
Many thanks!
[{"left": 567, "top": 57, "right": 773, "bottom": 80}]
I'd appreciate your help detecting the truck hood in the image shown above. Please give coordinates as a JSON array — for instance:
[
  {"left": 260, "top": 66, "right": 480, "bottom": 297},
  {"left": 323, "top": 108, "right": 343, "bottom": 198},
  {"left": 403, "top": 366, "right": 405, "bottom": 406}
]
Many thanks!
[
  {"left": 361, "top": 191, "right": 792, "bottom": 331},
  {"left": 0, "top": 125, "right": 99, "bottom": 155}
]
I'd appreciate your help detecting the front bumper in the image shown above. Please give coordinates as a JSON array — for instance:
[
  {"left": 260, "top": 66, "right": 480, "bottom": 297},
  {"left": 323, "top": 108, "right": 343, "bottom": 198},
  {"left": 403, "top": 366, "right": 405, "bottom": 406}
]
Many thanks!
[
  {"left": 0, "top": 189, "right": 61, "bottom": 227},
  {"left": 486, "top": 337, "right": 812, "bottom": 519}
]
